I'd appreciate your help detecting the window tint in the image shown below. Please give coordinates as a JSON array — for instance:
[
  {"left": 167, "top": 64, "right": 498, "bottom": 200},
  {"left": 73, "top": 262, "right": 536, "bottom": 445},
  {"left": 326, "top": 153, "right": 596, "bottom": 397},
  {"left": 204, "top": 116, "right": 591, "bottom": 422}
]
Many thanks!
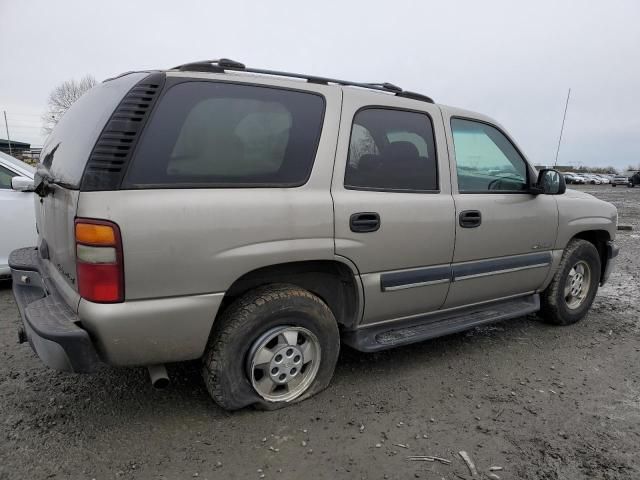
[
  {"left": 124, "top": 82, "right": 325, "bottom": 187},
  {"left": 0, "top": 165, "right": 16, "bottom": 189},
  {"left": 451, "top": 118, "right": 528, "bottom": 192},
  {"left": 345, "top": 109, "right": 438, "bottom": 191},
  {"left": 348, "top": 124, "right": 378, "bottom": 168}
]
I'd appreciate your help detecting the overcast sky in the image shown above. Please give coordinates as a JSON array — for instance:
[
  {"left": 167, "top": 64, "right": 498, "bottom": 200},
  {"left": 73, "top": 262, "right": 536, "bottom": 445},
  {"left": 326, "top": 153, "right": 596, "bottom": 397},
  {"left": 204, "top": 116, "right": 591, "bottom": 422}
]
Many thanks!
[{"left": 1, "top": 0, "right": 638, "bottom": 170}]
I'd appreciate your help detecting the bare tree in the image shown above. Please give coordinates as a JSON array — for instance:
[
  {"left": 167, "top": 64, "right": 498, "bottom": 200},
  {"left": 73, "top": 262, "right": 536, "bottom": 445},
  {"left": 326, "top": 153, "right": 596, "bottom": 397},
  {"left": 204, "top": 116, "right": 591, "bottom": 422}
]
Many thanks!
[{"left": 42, "top": 75, "right": 97, "bottom": 134}]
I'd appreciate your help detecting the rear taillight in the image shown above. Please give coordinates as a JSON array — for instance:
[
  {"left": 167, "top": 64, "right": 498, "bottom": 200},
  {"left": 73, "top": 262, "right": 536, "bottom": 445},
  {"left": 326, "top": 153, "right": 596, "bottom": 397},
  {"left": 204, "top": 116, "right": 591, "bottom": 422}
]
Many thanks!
[{"left": 75, "top": 218, "right": 124, "bottom": 303}]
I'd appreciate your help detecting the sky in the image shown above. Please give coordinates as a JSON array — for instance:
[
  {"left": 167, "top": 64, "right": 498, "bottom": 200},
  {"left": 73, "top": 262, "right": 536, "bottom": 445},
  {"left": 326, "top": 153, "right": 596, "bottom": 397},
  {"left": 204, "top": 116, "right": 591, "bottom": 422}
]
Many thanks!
[{"left": 1, "top": 0, "right": 639, "bottom": 170}]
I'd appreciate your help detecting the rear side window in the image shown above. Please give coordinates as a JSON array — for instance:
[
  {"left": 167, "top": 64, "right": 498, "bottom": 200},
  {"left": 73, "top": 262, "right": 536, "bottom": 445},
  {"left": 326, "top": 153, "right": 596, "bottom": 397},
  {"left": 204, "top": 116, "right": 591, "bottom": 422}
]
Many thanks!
[
  {"left": 345, "top": 108, "right": 438, "bottom": 191},
  {"left": 124, "top": 82, "right": 325, "bottom": 187},
  {"left": 38, "top": 72, "right": 148, "bottom": 187}
]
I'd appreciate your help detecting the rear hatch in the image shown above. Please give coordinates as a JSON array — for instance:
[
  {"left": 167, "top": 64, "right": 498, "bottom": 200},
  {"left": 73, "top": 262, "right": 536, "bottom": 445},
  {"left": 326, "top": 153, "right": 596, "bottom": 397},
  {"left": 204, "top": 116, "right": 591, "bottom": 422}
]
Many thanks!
[{"left": 34, "top": 72, "right": 151, "bottom": 309}]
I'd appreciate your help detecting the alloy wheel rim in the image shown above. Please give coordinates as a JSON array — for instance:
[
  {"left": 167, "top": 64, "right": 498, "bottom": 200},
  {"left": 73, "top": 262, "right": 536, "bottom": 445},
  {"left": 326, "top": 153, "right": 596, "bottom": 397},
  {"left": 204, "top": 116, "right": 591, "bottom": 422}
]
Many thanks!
[
  {"left": 247, "top": 326, "right": 321, "bottom": 402},
  {"left": 564, "top": 260, "right": 591, "bottom": 309}
]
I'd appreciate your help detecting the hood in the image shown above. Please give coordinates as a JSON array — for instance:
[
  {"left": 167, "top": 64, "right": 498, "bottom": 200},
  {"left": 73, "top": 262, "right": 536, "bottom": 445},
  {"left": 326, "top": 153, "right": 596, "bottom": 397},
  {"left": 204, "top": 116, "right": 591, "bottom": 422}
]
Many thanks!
[{"left": 564, "top": 188, "right": 597, "bottom": 200}]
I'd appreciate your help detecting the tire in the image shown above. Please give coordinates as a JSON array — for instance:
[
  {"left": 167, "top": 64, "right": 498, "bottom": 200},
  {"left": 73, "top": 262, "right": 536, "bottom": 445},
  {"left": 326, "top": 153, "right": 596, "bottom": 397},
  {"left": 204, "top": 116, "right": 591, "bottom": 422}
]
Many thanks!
[
  {"left": 202, "top": 284, "right": 340, "bottom": 410},
  {"left": 540, "top": 239, "right": 601, "bottom": 325},
  {"left": 612, "top": 184, "right": 616, "bottom": 187}
]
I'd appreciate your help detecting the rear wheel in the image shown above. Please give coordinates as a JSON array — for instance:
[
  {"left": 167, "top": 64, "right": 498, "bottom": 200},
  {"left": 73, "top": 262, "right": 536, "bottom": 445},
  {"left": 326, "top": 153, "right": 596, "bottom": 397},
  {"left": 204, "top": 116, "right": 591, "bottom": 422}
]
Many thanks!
[
  {"left": 540, "top": 239, "right": 601, "bottom": 325},
  {"left": 202, "top": 284, "right": 340, "bottom": 410}
]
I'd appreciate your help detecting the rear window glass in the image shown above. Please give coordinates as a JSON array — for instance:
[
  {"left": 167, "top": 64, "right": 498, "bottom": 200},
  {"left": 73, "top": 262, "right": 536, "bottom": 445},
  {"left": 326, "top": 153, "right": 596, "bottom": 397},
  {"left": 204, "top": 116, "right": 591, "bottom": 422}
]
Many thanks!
[
  {"left": 39, "top": 72, "right": 148, "bottom": 187},
  {"left": 124, "top": 82, "right": 325, "bottom": 188}
]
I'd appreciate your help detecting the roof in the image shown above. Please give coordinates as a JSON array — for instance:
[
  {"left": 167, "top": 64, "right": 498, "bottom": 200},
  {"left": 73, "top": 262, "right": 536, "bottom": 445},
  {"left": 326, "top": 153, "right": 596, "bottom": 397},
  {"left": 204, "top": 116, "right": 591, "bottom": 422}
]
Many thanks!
[
  {"left": 110, "top": 60, "right": 513, "bottom": 136},
  {"left": 168, "top": 58, "right": 435, "bottom": 104},
  {"left": 0, "top": 138, "right": 30, "bottom": 148}
]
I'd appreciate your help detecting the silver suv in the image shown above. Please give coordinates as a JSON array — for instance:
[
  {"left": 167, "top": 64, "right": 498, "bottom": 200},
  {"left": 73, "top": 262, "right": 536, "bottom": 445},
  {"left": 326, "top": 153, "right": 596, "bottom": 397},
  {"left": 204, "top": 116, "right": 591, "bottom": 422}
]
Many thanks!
[{"left": 10, "top": 59, "right": 619, "bottom": 410}]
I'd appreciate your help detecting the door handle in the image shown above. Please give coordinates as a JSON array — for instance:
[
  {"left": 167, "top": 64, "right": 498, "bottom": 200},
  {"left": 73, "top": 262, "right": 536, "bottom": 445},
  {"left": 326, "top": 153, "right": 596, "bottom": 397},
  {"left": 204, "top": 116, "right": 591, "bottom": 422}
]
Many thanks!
[
  {"left": 350, "top": 212, "right": 380, "bottom": 233},
  {"left": 459, "top": 210, "right": 482, "bottom": 228}
]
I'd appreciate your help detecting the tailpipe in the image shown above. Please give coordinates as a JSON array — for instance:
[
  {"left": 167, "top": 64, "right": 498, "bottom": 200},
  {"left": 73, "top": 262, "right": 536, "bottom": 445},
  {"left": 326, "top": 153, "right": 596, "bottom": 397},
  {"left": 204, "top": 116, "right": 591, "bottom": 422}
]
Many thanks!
[{"left": 147, "top": 364, "right": 169, "bottom": 389}]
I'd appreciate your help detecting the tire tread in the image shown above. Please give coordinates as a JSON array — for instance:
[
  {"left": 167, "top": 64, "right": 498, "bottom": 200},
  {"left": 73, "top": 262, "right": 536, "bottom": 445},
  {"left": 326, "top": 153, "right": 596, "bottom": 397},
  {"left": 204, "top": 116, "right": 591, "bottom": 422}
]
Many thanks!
[
  {"left": 202, "top": 284, "right": 337, "bottom": 410},
  {"left": 540, "top": 239, "right": 600, "bottom": 325}
]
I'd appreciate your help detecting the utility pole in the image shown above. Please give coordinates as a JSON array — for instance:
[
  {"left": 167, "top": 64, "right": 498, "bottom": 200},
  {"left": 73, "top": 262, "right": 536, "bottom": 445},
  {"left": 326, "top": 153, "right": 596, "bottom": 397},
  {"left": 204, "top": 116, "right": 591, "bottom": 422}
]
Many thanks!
[
  {"left": 3, "top": 110, "right": 12, "bottom": 156},
  {"left": 553, "top": 88, "right": 571, "bottom": 167}
]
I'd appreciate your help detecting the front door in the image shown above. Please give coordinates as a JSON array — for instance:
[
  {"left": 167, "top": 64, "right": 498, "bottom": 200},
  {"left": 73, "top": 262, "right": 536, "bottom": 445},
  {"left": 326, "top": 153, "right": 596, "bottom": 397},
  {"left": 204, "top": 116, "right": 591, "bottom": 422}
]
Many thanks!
[
  {"left": 0, "top": 164, "right": 36, "bottom": 272},
  {"left": 332, "top": 91, "right": 455, "bottom": 325},
  {"left": 442, "top": 115, "right": 558, "bottom": 308}
]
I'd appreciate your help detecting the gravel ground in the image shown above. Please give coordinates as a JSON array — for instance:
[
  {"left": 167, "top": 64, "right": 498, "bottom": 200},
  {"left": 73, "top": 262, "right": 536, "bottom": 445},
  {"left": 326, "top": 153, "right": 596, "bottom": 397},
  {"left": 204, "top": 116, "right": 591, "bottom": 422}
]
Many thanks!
[{"left": 1, "top": 185, "right": 639, "bottom": 480}]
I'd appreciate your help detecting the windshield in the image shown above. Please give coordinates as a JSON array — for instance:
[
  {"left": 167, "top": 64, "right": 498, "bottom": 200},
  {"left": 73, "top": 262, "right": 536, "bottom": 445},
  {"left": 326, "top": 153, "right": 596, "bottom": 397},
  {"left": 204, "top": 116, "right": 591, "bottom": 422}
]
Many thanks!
[{"left": 0, "top": 151, "right": 35, "bottom": 175}]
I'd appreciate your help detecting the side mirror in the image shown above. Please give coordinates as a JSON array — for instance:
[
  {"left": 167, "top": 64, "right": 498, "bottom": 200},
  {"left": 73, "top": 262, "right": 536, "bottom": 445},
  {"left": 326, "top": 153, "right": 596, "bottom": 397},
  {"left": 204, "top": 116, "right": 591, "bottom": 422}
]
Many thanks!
[
  {"left": 532, "top": 169, "right": 566, "bottom": 195},
  {"left": 11, "top": 176, "right": 35, "bottom": 192}
]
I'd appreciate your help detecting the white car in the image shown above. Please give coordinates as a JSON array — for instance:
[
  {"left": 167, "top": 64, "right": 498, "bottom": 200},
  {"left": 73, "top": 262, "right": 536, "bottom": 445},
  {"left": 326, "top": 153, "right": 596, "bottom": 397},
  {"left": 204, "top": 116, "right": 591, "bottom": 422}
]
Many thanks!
[
  {"left": 583, "top": 174, "right": 602, "bottom": 185},
  {"left": 0, "top": 152, "right": 36, "bottom": 278}
]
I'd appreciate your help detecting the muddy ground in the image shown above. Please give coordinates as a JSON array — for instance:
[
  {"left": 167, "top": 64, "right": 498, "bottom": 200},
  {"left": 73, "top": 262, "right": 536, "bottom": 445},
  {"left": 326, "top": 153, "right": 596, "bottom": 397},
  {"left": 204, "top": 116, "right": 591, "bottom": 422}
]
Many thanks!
[{"left": 1, "top": 185, "right": 639, "bottom": 480}]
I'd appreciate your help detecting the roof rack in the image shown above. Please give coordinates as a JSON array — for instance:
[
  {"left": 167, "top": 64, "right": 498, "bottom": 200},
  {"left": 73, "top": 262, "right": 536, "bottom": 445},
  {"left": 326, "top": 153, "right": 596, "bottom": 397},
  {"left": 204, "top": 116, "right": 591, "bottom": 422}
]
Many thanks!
[{"left": 171, "top": 58, "right": 434, "bottom": 104}]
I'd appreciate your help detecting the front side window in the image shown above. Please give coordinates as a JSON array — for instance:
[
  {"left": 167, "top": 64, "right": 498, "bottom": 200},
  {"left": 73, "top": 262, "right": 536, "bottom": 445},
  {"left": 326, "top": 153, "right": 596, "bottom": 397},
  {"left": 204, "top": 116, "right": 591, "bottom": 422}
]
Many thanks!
[
  {"left": 451, "top": 118, "right": 528, "bottom": 193},
  {"left": 345, "top": 108, "right": 438, "bottom": 191},
  {"left": 0, "top": 165, "right": 16, "bottom": 189},
  {"left": 124, "top": 82, "right": 325, "bottom": 187}
]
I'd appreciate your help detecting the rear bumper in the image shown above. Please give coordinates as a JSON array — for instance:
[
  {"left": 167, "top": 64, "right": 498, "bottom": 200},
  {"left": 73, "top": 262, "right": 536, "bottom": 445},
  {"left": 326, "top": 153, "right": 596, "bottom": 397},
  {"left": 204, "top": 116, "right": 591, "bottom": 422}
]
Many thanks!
[
  {"left": 601, "top": 241, "right": 619, "bottom": 285},
  {"left": 9, "top": 247, "right": 100, "bottom": 373}
]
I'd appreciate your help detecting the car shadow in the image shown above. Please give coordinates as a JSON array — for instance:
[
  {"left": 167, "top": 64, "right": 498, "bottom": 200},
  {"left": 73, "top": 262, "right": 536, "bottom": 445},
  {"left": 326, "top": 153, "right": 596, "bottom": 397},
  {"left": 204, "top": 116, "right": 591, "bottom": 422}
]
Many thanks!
[{"left": 7, "top": 312, "right": 553, "bottom": 434}]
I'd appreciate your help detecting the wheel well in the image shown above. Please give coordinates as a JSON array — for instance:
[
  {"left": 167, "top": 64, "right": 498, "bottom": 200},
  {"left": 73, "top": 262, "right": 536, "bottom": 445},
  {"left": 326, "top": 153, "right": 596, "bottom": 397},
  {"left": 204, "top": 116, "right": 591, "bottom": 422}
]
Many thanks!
[
  {"left": 572, "top": 230, "right": 610, "bottom": 281},
  {"left": 219, "top": 261, "right": 361, "bottom": 329}
]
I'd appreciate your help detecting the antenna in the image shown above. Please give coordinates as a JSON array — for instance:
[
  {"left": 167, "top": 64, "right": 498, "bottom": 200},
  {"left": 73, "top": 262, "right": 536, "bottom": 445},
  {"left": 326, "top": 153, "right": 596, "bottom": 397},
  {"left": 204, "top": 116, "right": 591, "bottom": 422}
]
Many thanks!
[
  {"left": 553, "top": 88, "right": 571, "bottom": 167},
  {"left": 3, "top": 111, "right": 12, "bottom": 156}
]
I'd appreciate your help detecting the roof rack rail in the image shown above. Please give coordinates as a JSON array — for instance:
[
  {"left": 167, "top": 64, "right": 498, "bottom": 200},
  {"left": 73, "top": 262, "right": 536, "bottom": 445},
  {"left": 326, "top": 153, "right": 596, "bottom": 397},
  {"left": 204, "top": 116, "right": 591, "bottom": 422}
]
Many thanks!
[{"left": 171, "top": 59, "right": 434, "bottom": 104}]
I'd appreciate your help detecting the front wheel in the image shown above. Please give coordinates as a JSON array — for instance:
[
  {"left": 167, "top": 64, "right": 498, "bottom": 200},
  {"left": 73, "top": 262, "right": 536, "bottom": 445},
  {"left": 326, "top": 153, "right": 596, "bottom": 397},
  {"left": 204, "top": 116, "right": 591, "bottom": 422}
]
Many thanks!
[
  {"left": 202, "top": 284, "right": 340, "bottom": 410},
  {"left": 540, "top": 239, "right": 601, "bottom": 325}
]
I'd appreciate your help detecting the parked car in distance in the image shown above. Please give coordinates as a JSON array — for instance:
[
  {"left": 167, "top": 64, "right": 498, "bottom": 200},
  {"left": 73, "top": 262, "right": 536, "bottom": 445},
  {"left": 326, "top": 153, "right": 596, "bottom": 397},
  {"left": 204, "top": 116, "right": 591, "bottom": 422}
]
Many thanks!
[
  {"left": 583, "top": 174, "right": 602, "bottom": 185},
  {"left": 0, "top": 152, "right": 36, "bottom": 278},
  {"left": 628, "top": 171, "right": 640, "bottom": 188},
  {"left": 611, "top": 175, "right": 628, "bottom": 186},
  {"left": 9, "top": 59, "right": 619, "bottom": 410},
  {"left": 571, "top": 173, "right": 589, "bottom": 184},
  {"left": 562, "top": 173, "right": 584, "bottom": 184}
]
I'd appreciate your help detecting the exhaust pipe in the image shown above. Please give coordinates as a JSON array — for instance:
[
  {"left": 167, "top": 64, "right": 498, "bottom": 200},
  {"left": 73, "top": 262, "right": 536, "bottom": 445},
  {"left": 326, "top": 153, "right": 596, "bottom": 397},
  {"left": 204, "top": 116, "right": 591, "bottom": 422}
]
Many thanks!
[{"left": 148, "top": 364, "right": 169, "bottom": 389}]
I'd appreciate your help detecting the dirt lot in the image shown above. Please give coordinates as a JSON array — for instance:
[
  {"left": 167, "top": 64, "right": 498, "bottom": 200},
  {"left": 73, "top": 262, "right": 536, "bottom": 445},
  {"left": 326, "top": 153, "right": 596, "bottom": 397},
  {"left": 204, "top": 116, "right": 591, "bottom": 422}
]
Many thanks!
[{"left": 1, "top": 185, "right": 639, "bottom": 480}]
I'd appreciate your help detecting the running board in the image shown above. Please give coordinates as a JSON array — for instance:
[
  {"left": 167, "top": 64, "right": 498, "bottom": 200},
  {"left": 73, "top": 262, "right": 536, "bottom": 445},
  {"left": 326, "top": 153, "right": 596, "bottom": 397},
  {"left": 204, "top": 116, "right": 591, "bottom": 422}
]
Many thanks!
[{"left": 343, "top": 294, "right": 540, "bottom": 352}]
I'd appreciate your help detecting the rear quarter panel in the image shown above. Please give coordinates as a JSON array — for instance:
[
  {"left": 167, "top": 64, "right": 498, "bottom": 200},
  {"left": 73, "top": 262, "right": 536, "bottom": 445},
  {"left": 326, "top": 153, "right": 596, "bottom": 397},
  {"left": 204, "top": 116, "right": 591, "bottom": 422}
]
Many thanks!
[{"left": 76, "top": 83, "right": 341, "bottom": 300}]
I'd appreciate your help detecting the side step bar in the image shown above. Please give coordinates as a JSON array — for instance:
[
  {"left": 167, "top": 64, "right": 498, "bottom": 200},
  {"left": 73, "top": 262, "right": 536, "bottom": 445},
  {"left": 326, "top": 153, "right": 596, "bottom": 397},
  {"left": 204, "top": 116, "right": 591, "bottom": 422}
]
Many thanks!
[{"left": 343, "top": 294, "right": 540, "bottom": 352}]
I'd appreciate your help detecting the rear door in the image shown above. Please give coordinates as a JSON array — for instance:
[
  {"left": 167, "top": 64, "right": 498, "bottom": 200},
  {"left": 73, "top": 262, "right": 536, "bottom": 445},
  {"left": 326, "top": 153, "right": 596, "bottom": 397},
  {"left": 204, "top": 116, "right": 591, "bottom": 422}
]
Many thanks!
[
  {"left": 332, "top": 90, "right": 455, "bottom": 325},
  {"left": 442, "top": 112, "right": 558, "bottom": 308}
]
